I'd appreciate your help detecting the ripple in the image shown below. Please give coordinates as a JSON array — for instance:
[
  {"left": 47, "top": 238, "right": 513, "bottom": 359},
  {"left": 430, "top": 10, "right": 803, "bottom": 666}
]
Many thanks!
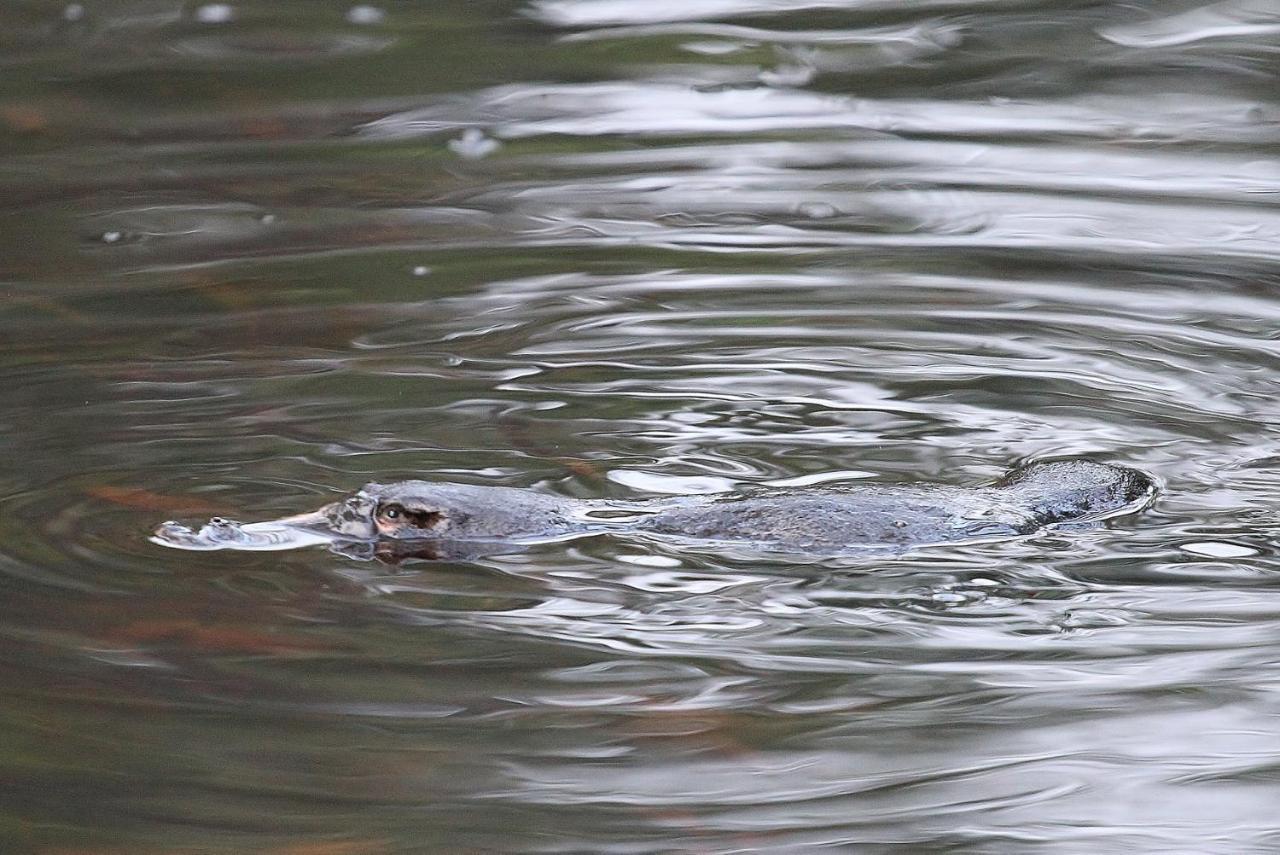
[
  {"left": 560, "top": 18, "right": 964, "bottom": 48},
  {"left": 1099, "top": 0, "right": 1280, "bottom": 49},
  {"left": 170, "top": 29, "right": 394, "bottom": 62},
  {"left": 530, "top": 0, "right": 984, "bottom": 27},
  {"left": 0, "top": 472, "right": 351, "bottom": 592},
  {"left": 363, "top": 81, "right": 1280, "bottom": 145}
]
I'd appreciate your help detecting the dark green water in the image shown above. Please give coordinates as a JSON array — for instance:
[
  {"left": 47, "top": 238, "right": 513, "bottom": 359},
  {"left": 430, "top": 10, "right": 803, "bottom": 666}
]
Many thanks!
[{"left": 3, "top": 0, "right": 1280, "bottom": 852}]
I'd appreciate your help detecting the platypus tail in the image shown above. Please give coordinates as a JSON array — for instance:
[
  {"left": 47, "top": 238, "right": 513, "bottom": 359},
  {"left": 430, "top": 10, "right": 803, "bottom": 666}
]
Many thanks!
[{"left": 995, "top": 460, "right": 1156, "bottom": 525}]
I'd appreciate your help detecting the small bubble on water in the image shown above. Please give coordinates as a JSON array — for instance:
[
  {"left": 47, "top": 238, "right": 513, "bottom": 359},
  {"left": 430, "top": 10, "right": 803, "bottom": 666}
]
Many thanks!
[
  {"left": 195, "top": 3, "right": 235, "bottom": 23},
  {"left": 760, "top": 64, "right": 814, "bottom": 87},
  {"left": 682, "top": 41, "right": 746, "bottom": 56},
  {"left": 101, "top": 231, "right": 123, "bottom": 244},
  {"left": 258, "top": 212, "right": 276, "bottom": 224},
  {"left": 347, "top": 5, "right": 386, "bottom": 25},
  {"left": 1057, "top": 609, "right": 1130, "bottom": 629},
  {"left": 796, "top": 201, "right": 840, "bottom": 219},
  {"left": 617, "top": 554, "right": 682, "bottom": 568},
  {"left": 448, "top": 128, "right": 500, "bottom": 160},
  {"left": 62, "top": 3, "right": 85, "bottom": 22},
  {"left": 412, "top": 265, "right": 431, "bottom": 277},
  {"left": 932, "top": 26, "right": 964, "bottom": 48}
]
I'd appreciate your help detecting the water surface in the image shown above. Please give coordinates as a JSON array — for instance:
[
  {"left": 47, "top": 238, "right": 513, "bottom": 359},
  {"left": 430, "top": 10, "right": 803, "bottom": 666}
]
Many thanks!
[{"left": 2, "top": 0, "right": 1280, "bottom": 852}]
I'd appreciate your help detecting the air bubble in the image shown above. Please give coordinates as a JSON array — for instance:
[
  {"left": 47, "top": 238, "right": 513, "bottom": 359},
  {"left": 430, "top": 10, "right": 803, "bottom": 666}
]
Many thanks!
[
  {"left": 347, "top": 5, "right": 386, "bottom": 25},
  {"left": 448, "top": 128, "right": 500, "bottom": 160},
  {"left": 195, "top": 3, "right": 235, "bottom": 24}
]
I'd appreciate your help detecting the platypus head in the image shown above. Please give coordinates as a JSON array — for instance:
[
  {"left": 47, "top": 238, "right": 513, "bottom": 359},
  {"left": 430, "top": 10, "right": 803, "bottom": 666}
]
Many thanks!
[
  {"left": 294, "top": 481, "right": 578, "bottom": 541},
  {"left": 995, "top": 460, "right": 1156, "bottom": 524},
  {"left": 152, "top": 481, "right": 582, "bottom": 554}
]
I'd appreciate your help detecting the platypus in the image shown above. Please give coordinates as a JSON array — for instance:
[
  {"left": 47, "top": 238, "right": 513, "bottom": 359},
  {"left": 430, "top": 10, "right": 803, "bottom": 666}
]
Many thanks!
[{"left": 151, "top": 459, "right": 1155, "bottom": 559}]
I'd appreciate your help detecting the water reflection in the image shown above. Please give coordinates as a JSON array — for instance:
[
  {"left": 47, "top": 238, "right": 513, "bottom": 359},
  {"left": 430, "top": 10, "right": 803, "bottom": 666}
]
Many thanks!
[{"left": 1, "top": 0, "right": 1280, "bottom": 851}]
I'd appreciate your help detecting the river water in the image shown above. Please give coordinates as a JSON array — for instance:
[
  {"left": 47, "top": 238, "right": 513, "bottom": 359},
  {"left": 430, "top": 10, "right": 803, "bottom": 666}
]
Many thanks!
[{"left": 3, "top": 0, "right": 1280, "bottom": 852}]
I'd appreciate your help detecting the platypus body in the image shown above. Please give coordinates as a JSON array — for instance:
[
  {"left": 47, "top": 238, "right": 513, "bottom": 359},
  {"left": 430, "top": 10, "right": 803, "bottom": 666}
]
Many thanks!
[{"left": 152, "top": 460, "right": 1155, "bottom": 559}]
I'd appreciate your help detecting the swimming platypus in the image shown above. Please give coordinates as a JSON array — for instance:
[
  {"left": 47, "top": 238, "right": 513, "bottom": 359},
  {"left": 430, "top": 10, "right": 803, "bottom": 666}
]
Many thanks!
[{"left": 151, "top": 459, "right": 1155, "bottom": 559}]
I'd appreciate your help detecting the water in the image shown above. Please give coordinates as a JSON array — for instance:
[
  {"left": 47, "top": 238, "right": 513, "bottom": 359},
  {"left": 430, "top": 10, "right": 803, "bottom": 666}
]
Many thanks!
[{"left": 2, "top": 0, "right": 1280, "bottom": 851}]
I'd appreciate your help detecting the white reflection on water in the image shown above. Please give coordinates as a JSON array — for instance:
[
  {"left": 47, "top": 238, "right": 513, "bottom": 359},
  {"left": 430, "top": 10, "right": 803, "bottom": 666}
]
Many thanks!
[{"left": 531, "top": 0, "right": 996, "bottom": 27}]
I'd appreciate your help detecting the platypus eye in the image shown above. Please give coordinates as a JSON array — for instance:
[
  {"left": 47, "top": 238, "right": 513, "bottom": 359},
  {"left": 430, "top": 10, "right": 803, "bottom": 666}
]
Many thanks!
[{"left": 376, "top": 503, "right": 443, "bottom": 532}]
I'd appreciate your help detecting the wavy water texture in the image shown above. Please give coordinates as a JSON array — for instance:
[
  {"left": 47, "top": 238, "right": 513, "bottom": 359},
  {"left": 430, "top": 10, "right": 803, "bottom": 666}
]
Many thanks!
[{"left": 0, "top": 0, "right": 1279, "bottom": 852}]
